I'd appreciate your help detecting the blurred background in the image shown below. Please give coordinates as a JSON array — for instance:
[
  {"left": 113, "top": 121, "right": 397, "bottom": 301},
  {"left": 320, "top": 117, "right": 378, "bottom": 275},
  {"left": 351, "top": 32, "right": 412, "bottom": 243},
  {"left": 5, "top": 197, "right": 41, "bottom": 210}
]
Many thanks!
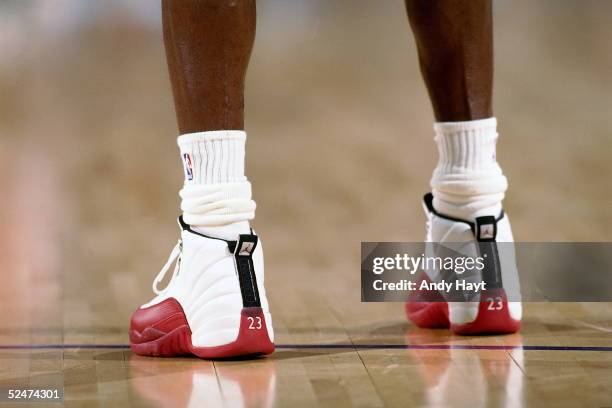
[{"left": 0, "top": 0, "right": 611, "bottom": 346}]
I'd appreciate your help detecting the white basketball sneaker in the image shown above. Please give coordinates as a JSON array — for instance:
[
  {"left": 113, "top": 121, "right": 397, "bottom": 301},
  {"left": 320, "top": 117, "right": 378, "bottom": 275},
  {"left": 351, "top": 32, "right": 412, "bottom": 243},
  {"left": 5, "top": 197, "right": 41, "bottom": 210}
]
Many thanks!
[
  {"left": 406, "top": 193, "right": 522, "bottom": 334},
  {"left": 130, "top": 217, "right": 274, "bottom": 358}
]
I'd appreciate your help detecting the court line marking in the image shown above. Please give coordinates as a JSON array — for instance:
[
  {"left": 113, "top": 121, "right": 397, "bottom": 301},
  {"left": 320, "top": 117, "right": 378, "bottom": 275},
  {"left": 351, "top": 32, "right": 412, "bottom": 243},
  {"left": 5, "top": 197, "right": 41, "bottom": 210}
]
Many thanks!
[{"left": 0, "top": 344, "right": 611, "bottom": 351}]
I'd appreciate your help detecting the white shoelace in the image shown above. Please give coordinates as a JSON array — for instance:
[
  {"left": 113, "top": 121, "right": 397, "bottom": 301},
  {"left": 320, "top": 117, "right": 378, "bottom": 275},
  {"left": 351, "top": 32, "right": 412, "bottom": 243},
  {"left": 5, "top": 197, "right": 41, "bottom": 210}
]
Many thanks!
[{"left": 152, "top": 239, "right": 182, "bottom": 295}]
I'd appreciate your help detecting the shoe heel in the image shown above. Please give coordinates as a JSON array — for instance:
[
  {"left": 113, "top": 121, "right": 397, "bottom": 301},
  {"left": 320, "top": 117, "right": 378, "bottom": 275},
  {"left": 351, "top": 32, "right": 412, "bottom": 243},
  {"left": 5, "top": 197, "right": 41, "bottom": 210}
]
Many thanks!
[
  {"left": 451, "top": 289, "right": 521, "bottom": 335},
  {"left": 189, "top": 307, "right": 274, "bottom": 359}
]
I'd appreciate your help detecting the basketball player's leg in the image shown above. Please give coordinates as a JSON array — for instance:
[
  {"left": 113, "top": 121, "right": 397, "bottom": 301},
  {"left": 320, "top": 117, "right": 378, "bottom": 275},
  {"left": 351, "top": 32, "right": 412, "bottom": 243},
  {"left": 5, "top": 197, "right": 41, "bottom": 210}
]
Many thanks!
[
  {"left": 163, "top": 0, "right": 254, "bottom": 132},
  {"left": 405, "top": 0, "right": 492, "bottom": 122},
  {"left": 129, "top": 0, "right": 274, "bottom": 358},
  {"left": 404, "top": 0, "right": 521, "bottom": 334}
]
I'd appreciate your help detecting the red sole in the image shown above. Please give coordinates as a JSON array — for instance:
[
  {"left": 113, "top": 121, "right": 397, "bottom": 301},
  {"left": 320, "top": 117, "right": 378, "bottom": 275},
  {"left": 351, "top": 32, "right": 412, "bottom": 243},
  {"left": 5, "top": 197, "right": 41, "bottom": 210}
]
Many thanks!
[
  {"left": 405, "top": 272, "right": 450, "bottom": 329},
  {"left": 450, "top": 289, "right": 521, "bottom": 335},
  {"left": 405, "top": 301, "right": 450, "bottom": 329},
  {"left": 130, "top": 302, "right": 274, "bottom": 359},
  {"left": 405, "top": 280, "right": 520, "bottom": 335},
  {"left": 130, "top": 324, "right": 192, "bottom": 357}
]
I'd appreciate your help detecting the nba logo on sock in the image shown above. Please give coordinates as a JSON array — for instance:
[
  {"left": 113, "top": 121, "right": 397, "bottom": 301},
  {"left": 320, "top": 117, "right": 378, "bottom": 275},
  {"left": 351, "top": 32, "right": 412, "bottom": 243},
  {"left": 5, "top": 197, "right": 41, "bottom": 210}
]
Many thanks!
[{"left": 183, "top": 153, "right": 193, "bottom": 181}]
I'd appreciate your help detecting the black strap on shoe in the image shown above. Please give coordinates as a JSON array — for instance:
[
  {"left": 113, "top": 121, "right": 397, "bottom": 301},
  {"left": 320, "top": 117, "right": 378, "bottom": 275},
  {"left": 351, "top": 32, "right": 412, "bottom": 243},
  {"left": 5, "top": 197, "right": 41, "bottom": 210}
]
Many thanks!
[
  {"left": 475, "top": 216, "right": 503, "bottom": 289},
  {"left": 423, "top": 193, "right": 504, "bottom": 289},
  {"left": 178, "top": 216, "right": 262, "bottom": 308},
  {"left": 229, "top": 234, "right": 262, "bottom": 308}
]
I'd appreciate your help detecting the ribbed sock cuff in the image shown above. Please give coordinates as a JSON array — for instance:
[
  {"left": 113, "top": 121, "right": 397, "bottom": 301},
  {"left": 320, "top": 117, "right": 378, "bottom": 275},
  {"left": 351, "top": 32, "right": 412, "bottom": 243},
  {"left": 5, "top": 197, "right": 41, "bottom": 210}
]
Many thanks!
[
  {"left": 177, "top": 130, "right": 247, "bottom": 185},
  {"left": 177, "top": 131, "right": 255, "bottom": 228},
  {"left": 433, "top": 117, "right": 499, "bottom": 173},
  {"left": 430, "top": 118, "right": 507, "bottom": 220}
]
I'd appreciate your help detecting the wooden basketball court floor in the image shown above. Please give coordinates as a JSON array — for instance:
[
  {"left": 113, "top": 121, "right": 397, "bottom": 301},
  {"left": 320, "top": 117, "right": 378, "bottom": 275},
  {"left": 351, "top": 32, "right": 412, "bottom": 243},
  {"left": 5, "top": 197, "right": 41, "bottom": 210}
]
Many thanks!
[
  {"left": 1, "top": 1, "right": 611, "bottom": 407},
  {"left": 1, "top": 243, "right": 612, "bottom": 408}
]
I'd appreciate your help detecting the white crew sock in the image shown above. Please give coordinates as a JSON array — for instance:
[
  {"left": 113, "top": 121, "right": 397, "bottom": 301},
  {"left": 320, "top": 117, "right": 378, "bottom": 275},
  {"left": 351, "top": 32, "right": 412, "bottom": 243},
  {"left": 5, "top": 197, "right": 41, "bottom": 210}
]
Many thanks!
[
  {"left": 177, "top": 130, "right": 255, "bottom": 239},
  {"left": 430, "top": 117, "right": 507, "bottom": 221}
]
